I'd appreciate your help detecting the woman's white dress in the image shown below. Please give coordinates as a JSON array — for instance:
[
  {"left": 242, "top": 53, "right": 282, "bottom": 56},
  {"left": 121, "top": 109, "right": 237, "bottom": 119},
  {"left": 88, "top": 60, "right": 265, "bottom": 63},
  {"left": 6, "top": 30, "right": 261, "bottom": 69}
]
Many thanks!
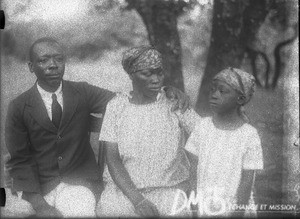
[{"left": 96, "top": 91, "right": 198, "bottom": 217}]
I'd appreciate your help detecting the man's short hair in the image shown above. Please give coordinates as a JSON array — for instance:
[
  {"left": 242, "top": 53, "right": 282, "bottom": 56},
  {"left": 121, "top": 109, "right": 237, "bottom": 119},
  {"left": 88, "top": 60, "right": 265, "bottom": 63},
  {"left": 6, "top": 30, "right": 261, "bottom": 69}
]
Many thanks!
[{"left": 28, "top": 37, "right": 62, "bottom": 62}]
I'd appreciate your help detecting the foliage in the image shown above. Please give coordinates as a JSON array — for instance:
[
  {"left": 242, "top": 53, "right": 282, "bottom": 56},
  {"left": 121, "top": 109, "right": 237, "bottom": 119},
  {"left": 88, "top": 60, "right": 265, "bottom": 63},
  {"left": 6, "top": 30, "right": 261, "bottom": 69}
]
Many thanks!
[
  {"left": 178, "top": 2, "right": 213, "bottom": 74},
  {"left": 196, "top": 0, "right": 298, "bottom": 115},
  {"left": 122, "top": 0, "right": 213, "bottom": 90},
  {"left": 1, "top": 0, "right": 148, "bottom": 61}
]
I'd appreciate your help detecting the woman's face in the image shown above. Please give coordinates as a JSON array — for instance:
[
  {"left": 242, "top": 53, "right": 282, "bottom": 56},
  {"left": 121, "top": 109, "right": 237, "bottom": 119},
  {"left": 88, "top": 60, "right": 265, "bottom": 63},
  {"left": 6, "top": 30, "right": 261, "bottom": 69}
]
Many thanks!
[
  {"left": 209, "top": 80, "right": 241, "bottom": 114},
  {"left": 131, "top": 67, "right": 164, "bottom": 99}
]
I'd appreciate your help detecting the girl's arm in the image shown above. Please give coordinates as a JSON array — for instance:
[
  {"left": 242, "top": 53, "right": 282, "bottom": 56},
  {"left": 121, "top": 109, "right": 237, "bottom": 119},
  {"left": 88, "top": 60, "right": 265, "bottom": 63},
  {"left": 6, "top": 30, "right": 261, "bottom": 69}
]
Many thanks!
[
  {"left": 236, "top": 169, "right": 254, "bottom": 205},
  {"left": 184, "top": 149, "right": 198, "bottom": 193},
  {"left": 105, "top": 141, "right": 159, "bottom": 217},
  {"left": 184, "top": 149, "right": 198, "bottom": 215}
]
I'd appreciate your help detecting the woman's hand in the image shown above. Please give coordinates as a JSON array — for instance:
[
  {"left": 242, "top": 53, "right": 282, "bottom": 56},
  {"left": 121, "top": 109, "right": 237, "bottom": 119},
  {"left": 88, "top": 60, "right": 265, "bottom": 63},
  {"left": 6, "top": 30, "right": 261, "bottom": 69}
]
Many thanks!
[
  {"left": 164, "top": 86, "right": 191, "bottom": 113},
  {"left": 106, "top": 143, "right": 159, "bottom": 217},
  {"left": 134, "top": 198, "right": 160, "bottom": 217}
]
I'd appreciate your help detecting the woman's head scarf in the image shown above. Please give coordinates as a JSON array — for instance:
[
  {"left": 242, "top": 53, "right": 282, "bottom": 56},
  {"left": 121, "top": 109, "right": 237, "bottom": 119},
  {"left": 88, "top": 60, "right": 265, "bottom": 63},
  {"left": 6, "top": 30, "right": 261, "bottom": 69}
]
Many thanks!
[
  {"left": 213, "top": 67, "right": 256, "bottom": 122},
  {"left": 122, "top": 45, "right": 162, "bottom": 75}
]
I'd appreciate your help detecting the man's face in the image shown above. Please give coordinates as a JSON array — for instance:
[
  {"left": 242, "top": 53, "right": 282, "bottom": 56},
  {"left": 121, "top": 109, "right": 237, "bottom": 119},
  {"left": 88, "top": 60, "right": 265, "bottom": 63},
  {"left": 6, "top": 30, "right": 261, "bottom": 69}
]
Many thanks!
[
  {"left": 131, "top": 67, "right": 164, "bottom": 99},
  {"left": 29, "top": 42, "right": 65, "bottom": 92}
]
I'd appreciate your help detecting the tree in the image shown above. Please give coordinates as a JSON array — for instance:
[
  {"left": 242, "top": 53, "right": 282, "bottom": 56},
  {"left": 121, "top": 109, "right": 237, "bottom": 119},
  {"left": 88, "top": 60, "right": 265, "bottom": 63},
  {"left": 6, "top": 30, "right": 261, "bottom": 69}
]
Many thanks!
[
  {"left": 196, "top": 0, "right": 298, "bottom": 116},
  {"left": 125, "top": 0, "right": 193, "bottom": 91},
  {"left": 196, "top": 0, "right": 269, "bottom": 115}
]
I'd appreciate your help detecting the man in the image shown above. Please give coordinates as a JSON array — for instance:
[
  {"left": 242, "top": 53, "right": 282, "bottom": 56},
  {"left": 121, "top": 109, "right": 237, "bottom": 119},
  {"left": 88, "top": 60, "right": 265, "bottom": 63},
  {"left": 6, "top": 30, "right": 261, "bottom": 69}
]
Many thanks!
[{"left": 5, "top": 37, "right": 189, "bottom": 217}]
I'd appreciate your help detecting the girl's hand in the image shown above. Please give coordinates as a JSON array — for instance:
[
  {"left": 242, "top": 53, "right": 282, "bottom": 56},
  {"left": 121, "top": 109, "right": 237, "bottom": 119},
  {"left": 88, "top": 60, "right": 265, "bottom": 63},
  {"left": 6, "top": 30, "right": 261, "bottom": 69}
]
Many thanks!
[{"left": 134, "top": 198, "right": 159, "bottom": 217}]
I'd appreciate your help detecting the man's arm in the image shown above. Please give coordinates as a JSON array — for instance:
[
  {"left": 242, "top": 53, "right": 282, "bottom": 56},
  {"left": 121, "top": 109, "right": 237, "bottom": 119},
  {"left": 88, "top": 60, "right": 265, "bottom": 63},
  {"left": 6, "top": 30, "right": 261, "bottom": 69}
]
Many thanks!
[
  {"left": 82, "top": 82, "right": 189, "bottom": 114},
  {"left": 5, "top": 101, "right": 40, "bottom": 193},
  {"left": 81, "top": 82, "right": 116, "bottom": 114},
  {"left": 23, "top": 192, "right": 63, "bottom": 217},
  {"left": 5, "top": 101, "right": 61, "bottom": 216}
]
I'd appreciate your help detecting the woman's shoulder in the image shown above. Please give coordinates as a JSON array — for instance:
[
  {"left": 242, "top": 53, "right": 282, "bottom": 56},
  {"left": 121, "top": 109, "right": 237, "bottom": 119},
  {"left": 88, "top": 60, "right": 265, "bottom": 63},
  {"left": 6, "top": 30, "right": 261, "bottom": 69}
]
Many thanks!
[
  {"left": 106, "top": 92, "right": 130, "bottom": 111},
  {"left": 109, "top": 92, "right": 129, "bottom": 103}
]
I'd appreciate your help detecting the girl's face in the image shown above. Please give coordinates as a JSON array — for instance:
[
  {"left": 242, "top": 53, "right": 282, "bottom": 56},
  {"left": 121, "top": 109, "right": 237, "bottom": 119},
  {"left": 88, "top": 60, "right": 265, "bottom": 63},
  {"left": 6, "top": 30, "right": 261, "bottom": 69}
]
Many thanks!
[
  {"left": 209, "top": 79, "right": 242, "bottom": 114},
  {"left": 130, "top": 67, "right": 164, "bottom": 100}
]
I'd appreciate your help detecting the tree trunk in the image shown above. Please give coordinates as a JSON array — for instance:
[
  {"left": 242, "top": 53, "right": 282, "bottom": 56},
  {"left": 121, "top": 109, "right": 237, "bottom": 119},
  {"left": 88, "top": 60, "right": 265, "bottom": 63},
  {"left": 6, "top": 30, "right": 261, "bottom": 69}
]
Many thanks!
[
  {"left": 195, "top": 0, "right": 270, "bottom": 116},
  {"left": 282, "top": 38, "right": 299, "bottom": 209},
  {"left": 125, "top": 0, "right": 185, "bottom": 91}
]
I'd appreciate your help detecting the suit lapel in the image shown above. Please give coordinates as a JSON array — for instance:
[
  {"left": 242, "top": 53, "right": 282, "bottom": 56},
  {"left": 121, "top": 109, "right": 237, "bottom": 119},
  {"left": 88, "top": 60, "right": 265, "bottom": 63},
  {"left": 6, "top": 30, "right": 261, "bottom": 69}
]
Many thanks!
[
  {"left": 27, "top": 85, "right": 58, "bottom": 133},
  {"left": 59, "top": 81, "right": 79, "bottom": 134}
]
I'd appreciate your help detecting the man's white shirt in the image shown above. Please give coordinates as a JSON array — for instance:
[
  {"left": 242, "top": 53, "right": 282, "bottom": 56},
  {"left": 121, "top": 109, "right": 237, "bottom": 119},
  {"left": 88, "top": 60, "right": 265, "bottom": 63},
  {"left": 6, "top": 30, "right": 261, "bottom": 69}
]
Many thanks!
[{"left": 37, "top": 82, "right": 63, "bottom": 120}]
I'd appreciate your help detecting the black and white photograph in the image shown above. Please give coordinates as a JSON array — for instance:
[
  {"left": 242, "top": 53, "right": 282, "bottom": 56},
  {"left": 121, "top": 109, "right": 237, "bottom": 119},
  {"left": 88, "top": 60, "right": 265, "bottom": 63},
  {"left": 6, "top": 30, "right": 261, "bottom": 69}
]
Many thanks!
[{"left": 0, "top": 0, "right": 299, "bottom": 218}]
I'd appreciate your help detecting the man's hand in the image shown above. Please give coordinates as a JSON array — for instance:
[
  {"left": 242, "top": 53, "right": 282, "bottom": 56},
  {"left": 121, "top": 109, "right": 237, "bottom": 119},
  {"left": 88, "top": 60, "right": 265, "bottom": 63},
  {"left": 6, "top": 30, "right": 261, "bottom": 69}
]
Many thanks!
[
  {"left": 164, "top": 86, "right": 190, "bottom": 113},
  {"left": 134, "top": 198, "right": 159, "bottom": 217},
  {"left": 23, "top": 192, "right": 63, "bottom": 217},
  {"left": 35, "top": 204, "right": 63, "bottom": 218}
]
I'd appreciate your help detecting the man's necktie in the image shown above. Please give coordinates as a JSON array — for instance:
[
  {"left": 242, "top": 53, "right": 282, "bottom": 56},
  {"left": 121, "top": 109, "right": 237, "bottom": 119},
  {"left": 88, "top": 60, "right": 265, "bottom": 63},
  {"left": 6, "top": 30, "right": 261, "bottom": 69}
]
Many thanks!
[{"left": 52, "top": 94, "right": 62, "bottom": 128}]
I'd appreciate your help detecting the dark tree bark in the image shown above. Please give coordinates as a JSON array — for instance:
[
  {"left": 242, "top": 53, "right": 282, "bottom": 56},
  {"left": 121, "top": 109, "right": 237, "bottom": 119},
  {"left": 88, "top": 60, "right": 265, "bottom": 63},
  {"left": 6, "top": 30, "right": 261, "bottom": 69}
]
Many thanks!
[
  {"left": 195, "top": 0, "right": 271, "bottom": 116},
  {"left": 125, "top": 0, "right": 188, "bottom": 91}
]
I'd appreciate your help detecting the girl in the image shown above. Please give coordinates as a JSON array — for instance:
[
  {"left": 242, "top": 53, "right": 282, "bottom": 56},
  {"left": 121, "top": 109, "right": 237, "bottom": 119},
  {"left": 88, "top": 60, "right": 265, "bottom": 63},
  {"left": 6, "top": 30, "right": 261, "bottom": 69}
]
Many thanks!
[{"left": 185, "top": 67, "right": 263, "bottom": 217}]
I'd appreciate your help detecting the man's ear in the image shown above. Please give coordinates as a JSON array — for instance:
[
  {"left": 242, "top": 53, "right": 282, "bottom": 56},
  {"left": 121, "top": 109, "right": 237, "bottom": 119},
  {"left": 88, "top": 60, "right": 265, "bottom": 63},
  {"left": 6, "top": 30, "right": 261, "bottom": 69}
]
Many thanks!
[
  {"left": 237, "top": 95, "right": 246, "bottom": 105},
  {"left": 28, "top": 62, "right": 34, "bottom": 73}
]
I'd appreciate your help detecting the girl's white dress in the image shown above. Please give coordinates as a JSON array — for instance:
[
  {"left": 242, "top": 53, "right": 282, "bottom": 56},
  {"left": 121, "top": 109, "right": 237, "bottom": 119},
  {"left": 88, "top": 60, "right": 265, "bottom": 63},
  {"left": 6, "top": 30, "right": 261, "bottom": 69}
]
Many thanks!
[{"left": 185, "top": 117, "right": 263, "bottom": 217}]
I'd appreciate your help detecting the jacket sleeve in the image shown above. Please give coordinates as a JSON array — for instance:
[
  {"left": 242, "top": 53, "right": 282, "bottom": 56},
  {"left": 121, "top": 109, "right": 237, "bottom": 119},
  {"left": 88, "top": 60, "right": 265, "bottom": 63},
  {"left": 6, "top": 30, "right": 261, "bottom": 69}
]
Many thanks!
[
  {"left": 5, "top": 100, "right": 41, "bottom": 193},
  {"left": 81, "top": 82, "right": 116, "bottom": 114}
]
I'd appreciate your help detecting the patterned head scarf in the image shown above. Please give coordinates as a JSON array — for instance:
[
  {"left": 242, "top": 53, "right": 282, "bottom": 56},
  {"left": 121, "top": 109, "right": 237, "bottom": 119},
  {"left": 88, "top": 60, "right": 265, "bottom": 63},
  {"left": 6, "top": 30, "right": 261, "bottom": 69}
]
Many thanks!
[
  {"left": 214, "top": 67, "right": 256, "bottom": 103},
  {"left": 122, "top": 45, "right": 163, "bottom": 75},
  {"left": 213, "top": 67, "right": 256, "bottom": 122}
]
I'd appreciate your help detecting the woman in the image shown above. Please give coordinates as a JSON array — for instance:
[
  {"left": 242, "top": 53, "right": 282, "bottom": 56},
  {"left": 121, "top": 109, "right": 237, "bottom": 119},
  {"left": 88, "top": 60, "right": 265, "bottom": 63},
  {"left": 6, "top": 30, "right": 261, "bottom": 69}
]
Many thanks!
[{"left": 96, "top": 46, "right": 198, "bottom": 217}]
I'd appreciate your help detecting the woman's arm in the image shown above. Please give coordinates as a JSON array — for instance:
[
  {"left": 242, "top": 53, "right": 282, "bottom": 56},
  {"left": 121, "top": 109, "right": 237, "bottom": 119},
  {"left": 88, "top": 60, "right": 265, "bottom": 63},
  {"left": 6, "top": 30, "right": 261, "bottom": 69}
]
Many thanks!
[{"left": 104, "top": 141, "right": 159, "bottom": 217}]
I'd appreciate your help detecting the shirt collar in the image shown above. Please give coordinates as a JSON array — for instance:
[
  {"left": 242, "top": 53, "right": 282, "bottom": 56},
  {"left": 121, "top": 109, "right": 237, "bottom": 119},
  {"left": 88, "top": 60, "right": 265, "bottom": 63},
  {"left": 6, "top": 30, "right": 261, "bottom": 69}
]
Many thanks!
[
  {"left": 128, "top": 87, "right": 165, "bottom": 102},
  {"left": 37, "top": 82, "right": 63, "bottom": 98}
]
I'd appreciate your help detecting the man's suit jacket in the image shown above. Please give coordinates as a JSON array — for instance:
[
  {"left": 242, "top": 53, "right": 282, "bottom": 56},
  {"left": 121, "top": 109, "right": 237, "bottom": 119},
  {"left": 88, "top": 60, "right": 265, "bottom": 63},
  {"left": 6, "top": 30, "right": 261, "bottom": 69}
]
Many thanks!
[{"left": 5, "top": 80, "right": 115, "bottom": 195}]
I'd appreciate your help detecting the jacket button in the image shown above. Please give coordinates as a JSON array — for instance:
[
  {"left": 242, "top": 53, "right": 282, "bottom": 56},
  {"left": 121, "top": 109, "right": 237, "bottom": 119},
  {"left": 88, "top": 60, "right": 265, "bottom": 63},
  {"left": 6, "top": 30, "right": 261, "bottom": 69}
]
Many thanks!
[
  {"left": 57, "top": 135, "right": 62, "bottom": 139},
  {"left": 58, "top": 156, "right": 63, "bottom": 161}
]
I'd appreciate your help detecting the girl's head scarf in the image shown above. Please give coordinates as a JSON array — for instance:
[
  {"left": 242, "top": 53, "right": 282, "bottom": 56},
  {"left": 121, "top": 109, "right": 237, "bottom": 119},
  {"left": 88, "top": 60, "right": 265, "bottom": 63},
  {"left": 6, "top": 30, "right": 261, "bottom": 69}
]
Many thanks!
[{"left": 213, "top": 67, "right": 256, "bottom": 122}]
